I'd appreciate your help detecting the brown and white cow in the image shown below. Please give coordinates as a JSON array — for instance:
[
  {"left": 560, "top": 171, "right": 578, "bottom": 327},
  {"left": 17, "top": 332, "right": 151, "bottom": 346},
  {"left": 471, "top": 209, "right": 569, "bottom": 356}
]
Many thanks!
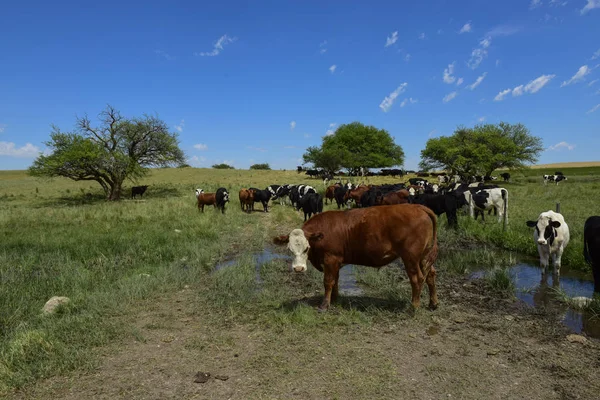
[
  {"left": 197, "top": 192, "right": 217, "bottom": 212},
  {"left": 274, "top": 204, "right": 439, "bottom": 311},
  {"left": 343, "top": 185, "right": 370, "bottom": 208}
]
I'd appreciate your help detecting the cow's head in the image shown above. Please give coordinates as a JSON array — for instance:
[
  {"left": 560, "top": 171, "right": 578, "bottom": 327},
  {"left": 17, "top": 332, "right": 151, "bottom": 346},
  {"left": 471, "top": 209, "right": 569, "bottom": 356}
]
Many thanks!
[
  {"left": 526, "top": 217, "right": 561, "bottom": 246},
  {"left": 195, "top": 188, "right": 204, "bottom": 198},
  {"left": 273, "top": 229, "right": 323, "bottom": 272}
]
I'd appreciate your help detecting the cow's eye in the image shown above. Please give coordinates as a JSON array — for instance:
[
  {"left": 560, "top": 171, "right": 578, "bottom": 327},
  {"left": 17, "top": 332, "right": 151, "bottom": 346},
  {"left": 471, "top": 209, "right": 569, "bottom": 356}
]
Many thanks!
[{"left": 303, "top": 248, "right": 309, "bottom": 254}]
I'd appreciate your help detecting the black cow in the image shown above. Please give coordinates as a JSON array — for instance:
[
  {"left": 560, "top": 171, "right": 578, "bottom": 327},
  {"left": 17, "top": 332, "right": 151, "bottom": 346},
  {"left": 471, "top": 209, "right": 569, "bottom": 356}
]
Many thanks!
[
  {"left": 500, "top": 172, "right": 510, "bottom": 182},
  {"left": 249, "top": 187, "right": 272, "bottom": 212},
  {"left": 584, "top": 216, "right": 600, "bottom": 294},
  {"left": 131, "top": 185, "right": 148, "bottom": 199},
  {"left": 555, "top": 171, "right": 564, "bottom": 176},
  {"left": 215, "top": 187, "right": 229, "bottom": 214},
  {"left": 296, "top": 192, "right": 324, "bottom": 221},
  {"left": 409, "top": 193, "right": 460, "bottom": 228},
  {"left": 297, "top": 166, "right": 303, "bottom": 173},
  {"left": 334, "top": 186, "right": 347, "bottom": 209}
]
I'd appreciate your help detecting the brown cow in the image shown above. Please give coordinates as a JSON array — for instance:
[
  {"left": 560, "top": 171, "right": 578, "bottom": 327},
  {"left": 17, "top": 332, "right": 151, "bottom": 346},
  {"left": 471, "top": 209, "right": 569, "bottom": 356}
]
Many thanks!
[
  {"left": 343, "top": 185, "right": 369, "bottom": 207},
  {"left": 238, "top": 188, "right": 254, "bottom": 213},
  {"left": 325, "top": 184, "right": 341, "bottom": 205},
  {"left": 381, "top": 189, "right": 410, "bottom": 205},
  {"left": 197, "top": 192, "right": 217, "bottom": 212},
  {"left": 274, "top": 204, "right": 438, "bottom": 311}
]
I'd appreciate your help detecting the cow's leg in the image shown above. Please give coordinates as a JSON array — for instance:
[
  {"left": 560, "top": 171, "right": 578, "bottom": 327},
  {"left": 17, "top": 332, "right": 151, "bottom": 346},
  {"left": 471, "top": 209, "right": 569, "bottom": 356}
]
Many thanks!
[
  {"left": 404, "top": 258, "right": 424, "bottom": 309},
  {"left": 552, "top": 247, "right": 565, "bottom": 277},
  {"left": 331, "top": 268, "right": 340, "bottom": 304},
  {"left": 319, "top": 257, "right": 342, "bottom": 311},
  {"left": 538, "top": 245, "right": 550, "bottom": 277},
  {"left": 425, "top": 264, "right": 438, "bottom": 310}
]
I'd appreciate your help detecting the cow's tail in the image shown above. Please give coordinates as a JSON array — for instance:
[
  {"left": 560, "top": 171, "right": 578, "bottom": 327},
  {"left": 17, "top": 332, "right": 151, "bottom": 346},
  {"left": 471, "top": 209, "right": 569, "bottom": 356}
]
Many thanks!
[
  {"left": 420, "top": 206, "right": 438, "bottom": 282},
  {"left": 501, "top": 189, "right": 508, "bottom": 225},
  {"left": 583, "top": 220, "right": 592, "bottom": 265}
]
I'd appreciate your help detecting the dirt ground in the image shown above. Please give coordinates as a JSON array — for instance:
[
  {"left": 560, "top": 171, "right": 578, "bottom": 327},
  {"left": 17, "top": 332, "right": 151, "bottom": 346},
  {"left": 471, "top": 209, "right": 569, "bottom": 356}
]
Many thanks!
[{"left": 9, "top": 269, "right": 600, "bottom": 400}]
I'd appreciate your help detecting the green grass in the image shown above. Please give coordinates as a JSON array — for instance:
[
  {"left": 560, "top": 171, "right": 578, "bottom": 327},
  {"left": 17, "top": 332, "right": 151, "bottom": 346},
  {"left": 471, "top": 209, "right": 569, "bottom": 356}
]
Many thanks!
[
  {"left": 484, "top": 268, "right": 515, "bottom": 296},
  {"left": 1, "top": 165, "right": 600, "bottom": 394}
]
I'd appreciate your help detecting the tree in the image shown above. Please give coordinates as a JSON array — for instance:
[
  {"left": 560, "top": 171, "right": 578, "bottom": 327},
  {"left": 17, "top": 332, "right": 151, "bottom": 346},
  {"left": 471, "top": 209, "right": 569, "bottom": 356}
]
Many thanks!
[
  {"left": 212, "top": 163, "right": 235, "bottom": 169},
  {"left": 303, "top": 122, "right": 404, "bottom": 173},
  {"left": 249, "top": 163, "right": 271, "bottom": 170},
  {"left": 420, "top": 122, "right": 543, "bottom": 177},
  {"left": 29, "top": 106, "right": 185, "bottom": 201}
]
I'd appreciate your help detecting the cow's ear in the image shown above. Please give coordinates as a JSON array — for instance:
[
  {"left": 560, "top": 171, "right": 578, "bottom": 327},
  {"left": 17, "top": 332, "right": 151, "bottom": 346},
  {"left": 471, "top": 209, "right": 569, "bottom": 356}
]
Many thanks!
[
  {"left": 273, "top": 235, "right": 290, "bottom": 245},
  {"left": 551, "top": 221, "right": 561, "bottom": 228},
  {"left": 526, "top": 221, "right": 537, "bottom": 227},
  {"left": 308, "top": 232, "right": 324, "bottom": 242}
]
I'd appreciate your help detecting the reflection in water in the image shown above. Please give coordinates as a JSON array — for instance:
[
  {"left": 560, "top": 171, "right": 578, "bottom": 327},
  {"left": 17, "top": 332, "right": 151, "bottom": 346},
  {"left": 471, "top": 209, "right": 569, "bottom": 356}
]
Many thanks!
[
  {"left": 473, "top": 263, "right": 600, "bottom": 339},
  {"left": 338, "top": 265, "right": 363, "bottom": 296}
]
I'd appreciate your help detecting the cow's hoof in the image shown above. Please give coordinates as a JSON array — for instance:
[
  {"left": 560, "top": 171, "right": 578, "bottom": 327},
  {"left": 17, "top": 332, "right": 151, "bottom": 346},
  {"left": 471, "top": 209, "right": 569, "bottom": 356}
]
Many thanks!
[
  {"left": 429, "top": 302, "right": 439, "bottom": 311},
  {"left": 317, "top": 306, "right": 329, "bottom": 313}
]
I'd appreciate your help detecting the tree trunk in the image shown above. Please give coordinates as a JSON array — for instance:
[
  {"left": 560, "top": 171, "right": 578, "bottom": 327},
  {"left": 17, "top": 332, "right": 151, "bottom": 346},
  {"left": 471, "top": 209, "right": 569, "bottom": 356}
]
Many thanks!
[{"left": 107, "top": 180, "right": 123, "bottom": 201}]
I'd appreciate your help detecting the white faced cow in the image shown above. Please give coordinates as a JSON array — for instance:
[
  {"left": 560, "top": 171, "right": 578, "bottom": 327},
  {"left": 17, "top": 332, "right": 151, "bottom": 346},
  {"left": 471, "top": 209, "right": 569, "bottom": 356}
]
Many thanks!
[
  {"left": 543, "top": 175, "right": 567, "bottom": 185},
  {"left": 195, "top": 188, "right": 204, "bottom": 198},
  {"left": 526, "top": 210, "right": 570, "bottom": 277}
]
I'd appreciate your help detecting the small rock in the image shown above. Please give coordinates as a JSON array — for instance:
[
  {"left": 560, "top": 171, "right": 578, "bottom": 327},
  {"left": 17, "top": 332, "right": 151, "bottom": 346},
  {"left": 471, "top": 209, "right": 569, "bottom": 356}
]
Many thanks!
[
  {"left": 161, "top": 335, "right": 175, "bottom": 343},
  {"left": 504, "top": 315, "right": 515, "bottom": 321},
  {"left": 214, "top": 375, "right": 229, "bottom": 381},
  {"left": 174, "top": 229, "right": 182, "bottom": 234},
  {"left": 566, "top": 334, "right": 587, "bottom": 344},
  {"left": 487, "top": 349, "right": 501, "bottom": 356},
  {"left": 194, "top": 372, "right": 210, "bottom": 383},
  {"left": 42, "top": 296, "right": 70, "bottom": 315},
  {"left": 453, "top": 317, "right": 465, "bottom": 324},
  {"left": 184, "top": 285, "right": 190, "bottom": 289},
  {"left": 140, "top": 273, "right": 151, "bottom": 278}
]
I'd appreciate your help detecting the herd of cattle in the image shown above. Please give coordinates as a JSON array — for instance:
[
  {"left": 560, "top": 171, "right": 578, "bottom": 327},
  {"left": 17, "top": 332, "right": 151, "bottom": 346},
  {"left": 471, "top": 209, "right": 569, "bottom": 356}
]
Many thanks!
[{"left": 135, "top": 170, "right": 599, "bottom": 311}]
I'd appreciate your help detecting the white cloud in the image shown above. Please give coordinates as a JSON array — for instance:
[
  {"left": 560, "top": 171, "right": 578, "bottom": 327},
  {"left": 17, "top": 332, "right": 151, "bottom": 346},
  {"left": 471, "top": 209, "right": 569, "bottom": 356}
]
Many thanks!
[
  {"left": 468, "top": 48, "right": 488, "bottom": 70},
  {"left": 223, "top": 159, "right": 235, "bottom": 166},
  {"left": 496, "top": 59, "right": 501, "bottom": 67},
  {"left": 530, "top": 0, "right": 542, "bottom": 9},
  {"left": 512, "top": 85, "right": 525, "bottom": 97},
  {"left": 478, "top": 116, "right": 486, "bottom": 122},
  {"left": 428, "top": 129, "right": 437, "bottom": 137},
  {"left": 329, "top": 122, "right": 336, "bottom": 128},
  {"left": 247, "top": 146, "right": 267, "bottom": 152},
  {"left": 525, "top": 74, "right": 555, "bottom": 93},
  {"left": 188, "top": 155, "right": 206, "bottom": 167},
  {"left": 379, "top": 83, "right": 408, "bottom": 112},
  {"left": 589, "top": 79, "right": 599, "bottom": 87},
  {"left": 195, "top": 34, "right": 236, "bottom": 57},
  {"left": 419, "top": 32, "right": 426, "bottom": 40},
  {"left": 561, "top": 65, "right": 591, "bottom": 86},
  {"left": 329, "top": 64, "right": 337, "bottom": 73},
  {"left": 593, "top": 49, "right": 600, "bottom": 60},
  {"left": 480, "top": 37, "right": 491, "bottom": 49},
  {"left": 283, "top": 145, "right": 298, "bottom": 149},
  {"left": 154, "top": 49, "right": 175, "bottom": 61},
  {"left": 385, "top": 31, "right": 399, "bottom": 47},
  {"left": 290, "top": 121, "right": 296, "bottom": 130},
  {"left": 193, "top": 143, "right": 208, "bottom": 151},
  {"left": 587, "top": 104, "right": 600, "bottom": 114},
  {"left": 319, "top": 40, "right": 327, "bottom": 54},
  {"left": 443, "top": 91, "right": 458, "bottom": 103},
  {"left": 494, "top": 89, "right": 512, "bottom": 101},
  {"left": 0, "top": 124, "right": 6, "bottom": 133},
  {"left": 404, "top": 53, "right": 411, "bottom": 62},
  {"left": 399, "top": 97, "right": 418, "bottom": 107},
  {"left": 581, "top": 0, "right": 600, "bottom": 14},
  {"left": 548, "top": 141, "right": 576, "bottom": 151},
  {"left": 303, "top": 133, "right": 311, "bottom": 138},
  {"left": 443, "top": 62, "right": 457, "bottom": 84},
  {"left": 174, "top": 119, "right": 184, "bottom": 132},
  {"left": 486, "top": 25, "right": 521, "bottom": 37},
  {"left": 495, "top": 74, "right": 555, "bottom": 101},
  {"left": 325, "top": 122, "right": 337, "bottom": 136},
  {"left": 456, "top": 77, "right": 464, "bottom": 86},
  {"left": 467, "top": 72, "right": 487, "bottom": 90},
  {"left": 0, "top": 142, "right": 41, "bottom": 158},
  {"left": 459, "top": 22, "right": 472, "bottom": 34}
]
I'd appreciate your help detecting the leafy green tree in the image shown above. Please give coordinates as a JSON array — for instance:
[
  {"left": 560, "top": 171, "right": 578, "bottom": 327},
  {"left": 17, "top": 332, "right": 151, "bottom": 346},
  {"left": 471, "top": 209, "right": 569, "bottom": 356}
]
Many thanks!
[
  {"left": 29, "top": 106, "right": 185, "bottom": 201},
  {"left": 212, "top": 163, "right": 235, "bottom": 169},
  {"left": 303, "top": 122, "right": 404, "bottom": 173},
  {"left": 420, "top": 122, "right": 543, "bottom": 177},
  {"left": 249, "top": 163, "right": 271, "bottom": 170}
]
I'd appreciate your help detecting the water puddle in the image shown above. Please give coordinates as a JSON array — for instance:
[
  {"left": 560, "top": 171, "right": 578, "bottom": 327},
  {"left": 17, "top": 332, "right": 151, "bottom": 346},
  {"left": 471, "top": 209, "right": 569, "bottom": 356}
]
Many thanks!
[
  {"left": 471, "top": 262, "right": 600, "bottom": 339},
  {"left": 215, "top": 250, "right": 363, "bottom": 296}
]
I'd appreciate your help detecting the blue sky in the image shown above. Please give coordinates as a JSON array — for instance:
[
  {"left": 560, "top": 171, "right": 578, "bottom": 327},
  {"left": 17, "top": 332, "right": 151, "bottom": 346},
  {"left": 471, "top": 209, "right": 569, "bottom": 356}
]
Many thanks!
[{"left": 1, "top": 0, "right": 599, "bottom": 171}]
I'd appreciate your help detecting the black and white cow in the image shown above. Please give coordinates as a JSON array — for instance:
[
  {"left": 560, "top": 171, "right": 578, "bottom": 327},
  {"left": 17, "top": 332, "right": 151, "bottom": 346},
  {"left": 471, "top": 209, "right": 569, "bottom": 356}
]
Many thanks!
[
  {"left": 543, "top": 174, "right": 567, "bottom": 185},
  {"left": 289, "top": 185, "right": 315, "bottom": 207},
  {"left": 296, "top": 192, "right": 324, "bottom": 221},
  {"left": 583, "top": 216, "right": 600, "bottom": 294},
  {"left": 409, "top": 193, "right": 461, "bottom": 228},
  {"left": 470, "top": 187, "right": 508, "bottom": 224},
  {"left": 266, "top": 184, "right": 280, "bottom": 199},
  {"left": 215, "top": 187, "right": 230, "bottom": 214},
  {"left": 273, "top": 184, "right": 292, "bottom": 205},
  {"left": 526, "top": 210, "right": 570, "bottom": 277}
]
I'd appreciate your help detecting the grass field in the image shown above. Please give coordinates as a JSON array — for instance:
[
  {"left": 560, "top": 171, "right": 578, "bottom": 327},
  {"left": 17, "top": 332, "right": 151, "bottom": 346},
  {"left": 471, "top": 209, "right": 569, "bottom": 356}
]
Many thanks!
[{"left": 2, "top": 166, "right": 600, "bottom": 397}]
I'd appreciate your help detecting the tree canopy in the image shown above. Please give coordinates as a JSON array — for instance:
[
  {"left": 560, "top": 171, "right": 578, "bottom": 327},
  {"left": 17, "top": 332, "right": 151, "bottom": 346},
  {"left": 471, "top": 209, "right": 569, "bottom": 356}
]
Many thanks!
[
  {"left": 419, "top": 122, "right": 543, "bottom": 177},
  {"left": 249, "top": 163, "right": 271, "bottom": 170},
  {"left": 212, "top": 163, "right": 235, "bottom": 169},
  {"left": 29, "top": 106, "right": 185, "bottom": 201},
  {"left": 303, "top": 122, "right": 404, "bottom": 174}
]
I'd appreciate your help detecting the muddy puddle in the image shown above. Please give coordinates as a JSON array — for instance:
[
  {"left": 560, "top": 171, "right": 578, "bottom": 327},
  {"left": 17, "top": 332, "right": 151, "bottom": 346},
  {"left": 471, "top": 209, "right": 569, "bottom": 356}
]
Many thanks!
[
  {"left": 471, "top": 262, "right": 600, "bottom": 338},
  {"left": 215, "top": 250, "right": 363, "bottom": 295}
]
